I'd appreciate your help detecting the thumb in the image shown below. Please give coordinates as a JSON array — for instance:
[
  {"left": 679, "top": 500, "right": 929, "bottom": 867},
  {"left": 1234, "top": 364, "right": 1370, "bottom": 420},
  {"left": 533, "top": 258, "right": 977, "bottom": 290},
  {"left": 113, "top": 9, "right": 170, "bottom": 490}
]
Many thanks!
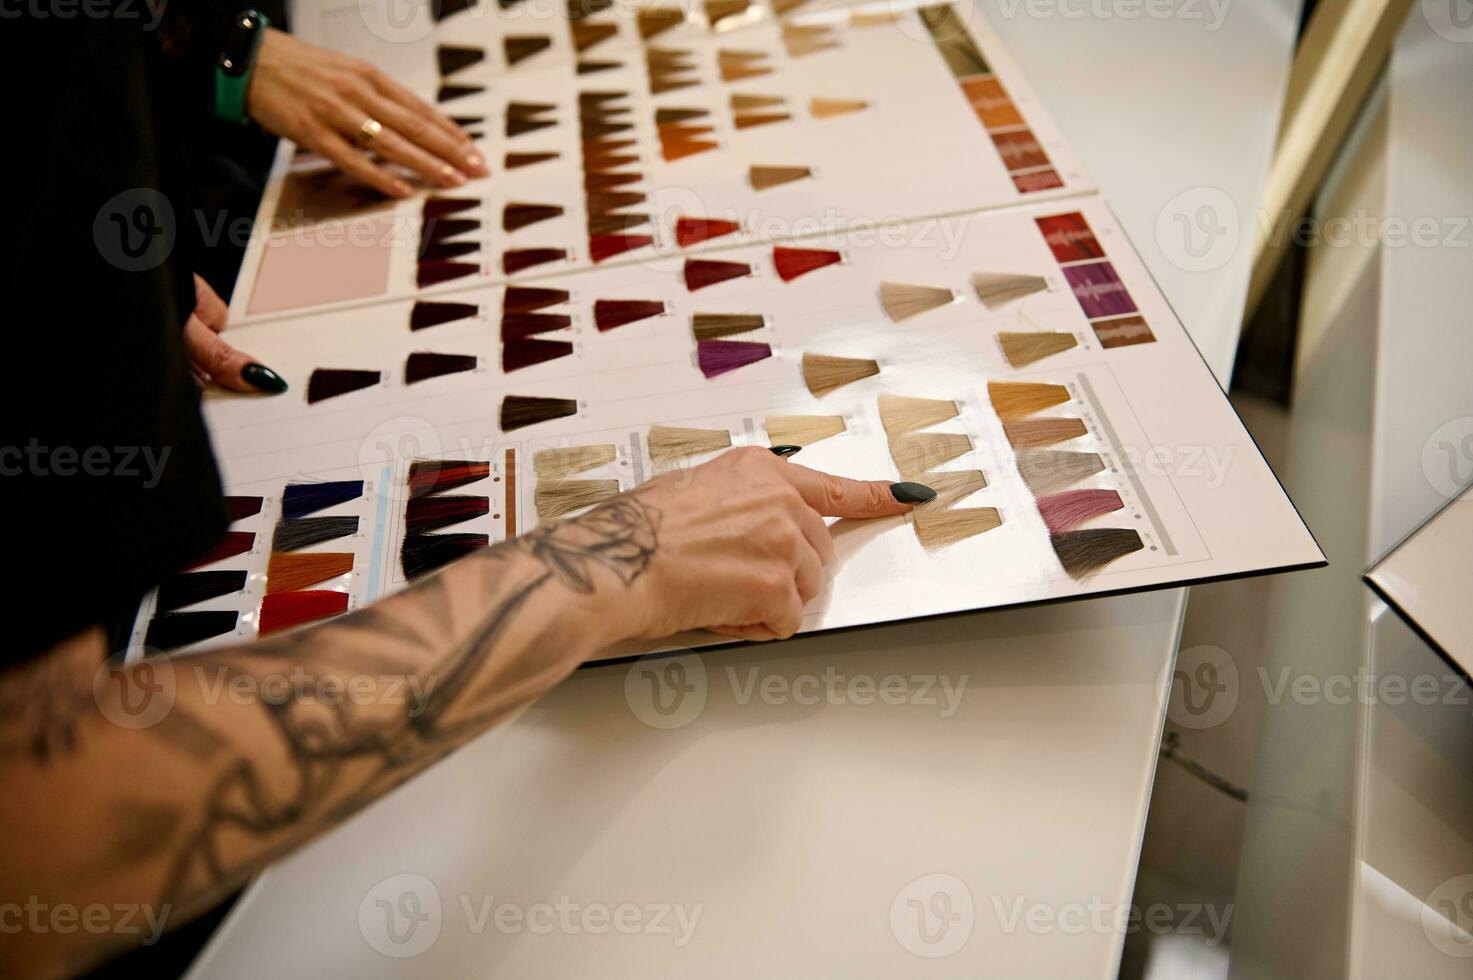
[
  {"left": 778, "top": 462, "right": 936, "bottom": 518},
  {"left": 184, "top": 315, "right": 288, "bottom": 394}
]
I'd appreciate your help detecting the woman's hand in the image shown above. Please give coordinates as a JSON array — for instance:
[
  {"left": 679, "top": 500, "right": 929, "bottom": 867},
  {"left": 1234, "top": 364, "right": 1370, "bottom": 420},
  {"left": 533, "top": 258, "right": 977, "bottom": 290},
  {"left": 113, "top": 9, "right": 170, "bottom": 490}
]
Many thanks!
[
  {"left": 617, "top": 448, "right": 934, "bottom": 642},
  {"left": 246, "top": 29, "right": 488, "bottom": 198},
  {"left": 184, "top": 275, "right": 287, "bottom": 394}
]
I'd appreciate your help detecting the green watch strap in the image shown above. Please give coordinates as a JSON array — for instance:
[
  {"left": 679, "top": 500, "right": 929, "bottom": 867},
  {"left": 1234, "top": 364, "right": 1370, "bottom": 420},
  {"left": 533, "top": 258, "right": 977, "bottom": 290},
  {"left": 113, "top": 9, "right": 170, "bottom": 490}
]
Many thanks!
[{"left": 213, "top": 10, "right": 270, "bottom": 125}]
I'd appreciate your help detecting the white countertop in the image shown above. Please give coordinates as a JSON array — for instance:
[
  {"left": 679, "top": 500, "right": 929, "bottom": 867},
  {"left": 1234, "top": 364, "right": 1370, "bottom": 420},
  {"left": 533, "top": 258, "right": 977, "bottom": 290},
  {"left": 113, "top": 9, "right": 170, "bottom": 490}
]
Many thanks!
[{"left": 189, "top": 1, "right": 1301, "bottom": 975}]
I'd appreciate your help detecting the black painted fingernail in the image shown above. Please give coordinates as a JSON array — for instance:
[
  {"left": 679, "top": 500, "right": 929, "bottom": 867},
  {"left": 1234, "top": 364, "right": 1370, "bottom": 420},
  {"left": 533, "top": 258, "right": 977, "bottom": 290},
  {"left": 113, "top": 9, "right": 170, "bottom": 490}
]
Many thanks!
[
  {"left": 769, "top": 445, "right": 802, "bottom": 458},
  {"left": 890, "top": 481, "right": 936, "bottom": 503},
  {"left": 242, "top": 363, "right": 289, "bottom": 393}
]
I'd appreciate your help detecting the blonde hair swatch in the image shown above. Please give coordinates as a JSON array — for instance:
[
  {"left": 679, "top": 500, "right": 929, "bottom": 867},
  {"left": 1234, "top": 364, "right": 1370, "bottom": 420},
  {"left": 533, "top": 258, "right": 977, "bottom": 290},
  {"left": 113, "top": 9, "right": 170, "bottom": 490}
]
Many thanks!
[
  {"left": 1003, "top": 417, "right": 1088, "bottom": 450},
  {"left": 916, "top": 469, "right": 987, "bottom": 506},
  {"left": 971, "top": 272, "right": 1048, "bottom": 309},
  {"left": 890, "top": 432, "right": 972, "bottom": 477},
  {"left": 877, "top": 394, "right": 958, "bottom": 437},
  {"left": 987, "top": 381, "right": 1071, "bottom": 420},
  {"left": 879, "top": 282, "right": 955, "bottom": 323},
  {"left": 765, "top": 414, "right": 846, "bottom": 447},
  {"left": 1016, "top": 449, "right": 1105, "bottom": 496},
  {"left": 647, "top": 424, "right": 732, "bottom": 464},
  {"left": 913, "top": 506, "right": 1002, "bottom": 550},
  {"left": 533, "top": 444, "right": 615, "bottom": 480},
  {"left": 810, "top": 97, "right": 867, "bottom": 118},
  {"left": 536, "top": 479, "right": 620, "bottom": 520},
  {"left": 802, "top": 352, "right": 879, "bottom": 397},
  {"left": 998, "top": 331, "right": 1078, "bottom": 368},
  {"left": 750, "top": 166, "right": 812, "bottom": 191},
  {"left": 692, "top": 313, "right": 764, "bottom": 339}
]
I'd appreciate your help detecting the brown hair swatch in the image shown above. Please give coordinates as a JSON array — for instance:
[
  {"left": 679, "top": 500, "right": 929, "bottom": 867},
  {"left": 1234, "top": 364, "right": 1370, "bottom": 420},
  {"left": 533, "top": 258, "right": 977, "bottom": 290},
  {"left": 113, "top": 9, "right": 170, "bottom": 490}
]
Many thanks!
[
  {"left": 1003, "top": 417, "right": 1087, "bottom": 450},
  {"left": 501, "top": 395, "right": 578, "bottom": 431},
  {"left": 648, "top": 424, "right": 732, "bottom": 464},
  {"left": 265, "top": 552, "right": 354, "bottom": 594},
  {"left": 913, "top": 507, "right": 1002, "bottom": 550},
  {"left": 764, "top": 415, "right": 846, "bottom": 447},
  {"left": 1050, "top": 528, "right": 1143, "bottom": 578},
  {"left": 802, "top": 353, "right": 879, "bottom": 397},
  {"left": 535, "top": 479, "right": 621, "bottom": 520},
  {"left": 889, "top": 432, "right": 972, "bottom": 477},
  {"left": 692, "top": 313, "right": 764, "bottom": 340},
  {"left": 731, "top": 93, "right": 784, "bottom": 111},
  {"left": 877, "top": 394, "right": 958, "bottom": 437},
  {"left": 879, "top": 282, "right": 955, "bottom": 323},
  {"left": 998, "top": 331, "right": 1078, "bottom": 368},
  {"left": 534, "top": 444, "right": 616, "bottom": 480},
  {"left": 749, "top": 166, "right": 811, "bottom": 191},
  {"left": 987, "top": 381, "right": 1071, "bottom": 420}
]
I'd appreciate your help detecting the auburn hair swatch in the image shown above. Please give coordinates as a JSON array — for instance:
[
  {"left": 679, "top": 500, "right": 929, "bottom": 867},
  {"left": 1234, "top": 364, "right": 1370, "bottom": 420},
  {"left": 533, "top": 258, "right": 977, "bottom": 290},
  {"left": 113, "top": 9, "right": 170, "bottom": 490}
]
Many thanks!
[
  {"left": 406, "top": 494, "right": 490, "bottom": 533},
  {"left": 998, "top": 331, "right": 1078, "bottom": 368},
  {"left": 409, "top": 459, "right": 490, "bottom": 498},
  {"left": 534, "top": 444, "right": 616, "bottom": 480},
  {"left": 802, "top": 352, "right": 879, "bottom": 397},
  {"left": 266, "top": 552, "right": 355, "bottom": 594},
  {"left": 764, "top": 415, "right": 846, "bottom": 447},
  {"left": 647, "top": 424, "right": 732, "bottom": 464},
  {"left": 535, "top": 479, "right": 621, "bottom": 520},
  {"left": 877, "top": 394, "right": 958, "bottom": 437},
  {"left": 987, "top": 381, "right": 1071, "bottom": 420}
]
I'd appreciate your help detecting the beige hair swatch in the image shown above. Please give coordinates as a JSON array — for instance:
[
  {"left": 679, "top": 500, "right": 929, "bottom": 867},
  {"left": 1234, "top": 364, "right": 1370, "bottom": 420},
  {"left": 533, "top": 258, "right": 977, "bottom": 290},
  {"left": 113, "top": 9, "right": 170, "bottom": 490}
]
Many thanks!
[
  {"left": 913, "top": 506, "right": 1003, "bottom": 550},
  {"left": 765, "top": 414, "right": 846, "bottom": 447},
  {"left": 879, "top": 282, "right": 955, "bottom": 323},
  {"left": 647, "top": 424, "right": 732, "bottom": 464},
  {"left": 890, "top": 432, "right": 972, "bottom": 477},
  {"left": 987, "top": 381, "right": 1071, "bottom": 420},
  {"left": 914, "top": 469, "right": 987, "bottom": 507},
  {"left": 1016, "top": 449, "right": 1105, "bottom": 496},
  {"left": 998, "top": 331, "right": 1078, "bottom": 368},
  {"left": 877, "top": 394, "right": 959, "bottom": 437},
  {"left": 535, "top": 479, "right": 620, "bottom": 521},
  {"left": 971, "top": 272, "right": 1048, "bottom": 310},
  {"left": 802, "top": 352, "right": 880, "bottom": 397},
  {"left": 1003, "top": 417, "right": 1088, "bottom": 450},
  {"left": 533, "top": 444, "right": 615, "bottom": 480}
]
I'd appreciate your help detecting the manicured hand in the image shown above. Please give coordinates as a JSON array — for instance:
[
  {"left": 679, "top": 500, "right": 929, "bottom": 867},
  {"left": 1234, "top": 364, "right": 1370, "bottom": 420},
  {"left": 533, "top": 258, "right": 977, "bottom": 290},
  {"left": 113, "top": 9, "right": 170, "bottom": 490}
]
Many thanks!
[
  {"left": 622, "top": 447, "right": 934, "bottom": 641},
  {"left": 246, "top": 29, "right": 488, "bottom": 198},
  {"left": 184, "top": 275, "right": 287, "bottom": 394}
]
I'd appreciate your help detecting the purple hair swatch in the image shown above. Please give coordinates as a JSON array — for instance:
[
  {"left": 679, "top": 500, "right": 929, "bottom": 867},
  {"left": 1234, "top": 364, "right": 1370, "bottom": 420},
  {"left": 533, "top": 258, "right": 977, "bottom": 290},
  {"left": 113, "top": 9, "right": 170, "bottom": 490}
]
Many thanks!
[{"left": 697, "top": 340, "right": 772, "bottom": 379}]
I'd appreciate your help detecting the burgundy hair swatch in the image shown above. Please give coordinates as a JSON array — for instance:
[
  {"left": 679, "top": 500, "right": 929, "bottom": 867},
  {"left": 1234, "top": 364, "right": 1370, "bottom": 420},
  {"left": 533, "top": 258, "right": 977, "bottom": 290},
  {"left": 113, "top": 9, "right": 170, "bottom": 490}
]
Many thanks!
[
  {"left": 417, "top": 260, "right": 478, "bottom": 288},
  {"left": 503, "top": 338, "right": 574, "bottom": 371},
  {"left": 406, "top": 494, "right": 490, "bottom": 532},
  {"left": 183, "top": 531, "right": 255, "bottom": 571},
  {"left": 697, "top": 340, "right": 772, "bottom": 378},
  {"left": 411, "top": 301, "right": 478, "bottom": 331},
  {"left": 503, "top": 203, "right": 564, "bottom": 232},
  {"left": 684, "top": 259, "right": 750, "bottom": 291},
  {"left": 503, "top": 249, "right": 568, "bottom": 275},
  {"left": 222, "top": 496, "right": 264, "bottom": 521},
  {"left": 307, "top": 368, "right": 381, "bottom": 403},
  {"left": 423, "top": 197, "right": 480, "bottom": 220},
  {"left": 501, "top": 312, "right": 572, "bottom": 340},
  {"left": 405, "top": 352, "right": 477, "bottom": 384},
  {"left": 503, "top": 286, "right": 569, "bottom": 313},
  {"left": 422, "top": 217, "right": 479, "bottom": 244},
  {"left": 594, "top": 299, "right": 664, "bottom": 331},
  {"left": 418, "top": 240, "right": 479, "bottom": 263}
]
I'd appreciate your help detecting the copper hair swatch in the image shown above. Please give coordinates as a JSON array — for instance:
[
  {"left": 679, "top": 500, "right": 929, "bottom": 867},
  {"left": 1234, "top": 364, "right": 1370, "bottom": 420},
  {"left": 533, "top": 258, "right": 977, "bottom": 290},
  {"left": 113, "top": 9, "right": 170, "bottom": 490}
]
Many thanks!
[
  {"left": 266, "top": 552, "right": 354, "bottom": 594},
  {"left": 987, "top": 381, "right": 1071, "bottom": 420}
]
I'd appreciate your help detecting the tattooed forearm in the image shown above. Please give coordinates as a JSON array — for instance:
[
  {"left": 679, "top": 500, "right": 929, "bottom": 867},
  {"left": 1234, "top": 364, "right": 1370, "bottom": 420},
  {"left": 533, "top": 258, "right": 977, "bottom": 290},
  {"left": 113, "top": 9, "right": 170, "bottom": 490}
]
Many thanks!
[{"left": 155, "top": 494, "right": 660, "bottom": 913}]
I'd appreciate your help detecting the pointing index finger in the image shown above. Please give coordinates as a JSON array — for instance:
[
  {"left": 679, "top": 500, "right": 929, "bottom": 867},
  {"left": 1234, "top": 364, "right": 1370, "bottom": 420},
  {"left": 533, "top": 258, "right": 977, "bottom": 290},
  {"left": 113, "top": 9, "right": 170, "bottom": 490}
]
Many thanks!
[{"left": 776, "top": 462, "right": 932, "bottom": 519}]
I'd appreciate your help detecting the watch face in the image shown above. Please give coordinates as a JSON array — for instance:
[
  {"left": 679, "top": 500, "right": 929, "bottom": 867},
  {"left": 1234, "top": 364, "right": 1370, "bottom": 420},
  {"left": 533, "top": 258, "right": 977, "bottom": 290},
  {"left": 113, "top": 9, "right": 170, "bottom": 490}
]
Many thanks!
[{"left": 220, "top": 12, "right": 263, "bottom": 77}]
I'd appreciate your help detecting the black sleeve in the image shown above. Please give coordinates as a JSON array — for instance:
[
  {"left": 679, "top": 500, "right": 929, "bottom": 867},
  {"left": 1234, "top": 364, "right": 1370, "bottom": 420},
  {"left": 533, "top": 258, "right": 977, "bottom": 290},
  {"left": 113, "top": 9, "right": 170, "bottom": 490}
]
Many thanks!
[{"left": 0, "top": 12, "right": 231, "bottom": 662}]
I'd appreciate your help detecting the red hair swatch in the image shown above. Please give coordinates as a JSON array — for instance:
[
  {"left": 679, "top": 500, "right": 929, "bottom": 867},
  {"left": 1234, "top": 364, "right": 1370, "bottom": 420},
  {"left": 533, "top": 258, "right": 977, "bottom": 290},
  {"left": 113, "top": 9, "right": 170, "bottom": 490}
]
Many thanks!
[
  {"left": 773, "top": 246, "right": 841, "bottom": 282},
  {"left": 408, "top": 460, "right": 491, "bottom": 498},
  {"left": 675, "top": 217, "right": 740, "bottom": 247},
  {"left": 589, "top": 234, "right": 653, "bottom": 262},
  {"left": 258, "top": 590, "right": 350, "bottom": 636}
]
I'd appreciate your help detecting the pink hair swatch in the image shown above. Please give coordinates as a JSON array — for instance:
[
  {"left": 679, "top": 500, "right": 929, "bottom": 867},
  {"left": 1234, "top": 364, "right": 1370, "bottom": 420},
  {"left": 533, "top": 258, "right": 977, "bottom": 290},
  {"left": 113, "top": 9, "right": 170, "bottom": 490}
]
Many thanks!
[{"left": 1037, "top": 488, "right": 1124, "bottom": 535}]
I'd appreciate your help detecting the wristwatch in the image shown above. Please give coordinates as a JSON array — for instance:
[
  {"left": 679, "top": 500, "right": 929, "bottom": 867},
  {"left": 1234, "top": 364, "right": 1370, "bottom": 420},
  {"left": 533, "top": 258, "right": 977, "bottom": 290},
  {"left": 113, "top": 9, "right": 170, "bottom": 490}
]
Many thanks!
[{"left": 213, "top": 10, "right": 271, "bottom": 125}]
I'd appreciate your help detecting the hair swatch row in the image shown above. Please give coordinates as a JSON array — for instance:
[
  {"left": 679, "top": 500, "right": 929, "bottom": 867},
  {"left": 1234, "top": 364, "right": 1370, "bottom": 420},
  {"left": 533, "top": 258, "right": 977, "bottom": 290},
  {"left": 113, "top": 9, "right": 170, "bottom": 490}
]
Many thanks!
[
  {"left": 1035, "top": 211, "right": 1157, "bottom": 350},
  {"left": 402, "top": 459, "right": 493, "bottom": 580},
  {"left": 875, "top": 393, "right": 999, "bottom": 550}
]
